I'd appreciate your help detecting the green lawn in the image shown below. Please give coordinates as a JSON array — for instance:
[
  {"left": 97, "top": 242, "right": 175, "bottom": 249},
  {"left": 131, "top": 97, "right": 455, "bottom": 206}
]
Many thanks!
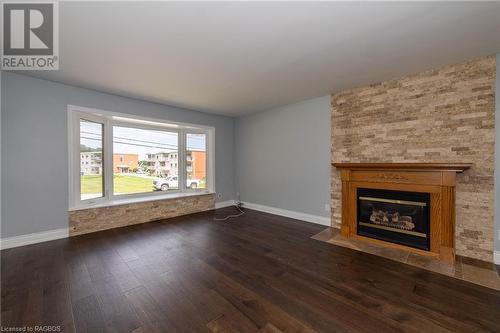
[{"left": 81, "top": 174, "right": 154, "bottom": 195}]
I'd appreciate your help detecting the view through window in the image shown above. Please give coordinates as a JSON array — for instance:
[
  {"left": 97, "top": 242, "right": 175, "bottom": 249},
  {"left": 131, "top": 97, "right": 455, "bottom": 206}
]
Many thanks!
[
  {"left": 113, "top": 126, "right": 179, "bottom": 195},
  {"left": 186, "top": 133, "right": 207, "bottom": 189},
  {"left": 80, "top": 119, "right": 104, "bottom": 200}
]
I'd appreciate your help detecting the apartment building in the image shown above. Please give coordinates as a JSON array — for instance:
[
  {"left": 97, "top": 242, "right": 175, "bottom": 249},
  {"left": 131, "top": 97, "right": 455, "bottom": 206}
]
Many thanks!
[
  {"left": 80, "top": 152, "right": 139, "bottom": 175},
  {"left": 80, "top": 151, "right": 102, "bottom": 175},
  {"left": 146, "top": 152, "right": 178, "bottom": 177},
  {"left": 187, "top": 150, "right": 206, "bottom": 180},
  {"left": 146, "top": 150, "right": 206, "bottom": 180},
  {"left": 113, "top": 153, "right": 139, "bottom": 173}
]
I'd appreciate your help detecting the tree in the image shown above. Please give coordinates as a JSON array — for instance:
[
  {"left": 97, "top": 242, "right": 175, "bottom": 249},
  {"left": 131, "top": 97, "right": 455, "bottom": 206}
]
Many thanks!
[
  {"left": 80, "top": 144, "right": 101, "bottom": 152},
  {"left": 138, "top": 160, "right": 149, "bottom": 171}
]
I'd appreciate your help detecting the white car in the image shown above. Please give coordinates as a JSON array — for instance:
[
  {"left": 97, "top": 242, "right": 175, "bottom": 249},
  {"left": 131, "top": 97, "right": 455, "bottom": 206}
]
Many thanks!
[{"left": 153, "top": 176, "right": 200, "bottom": 191}]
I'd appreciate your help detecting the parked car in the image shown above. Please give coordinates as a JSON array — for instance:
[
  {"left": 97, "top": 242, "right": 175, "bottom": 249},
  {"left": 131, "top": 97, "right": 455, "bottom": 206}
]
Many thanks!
[{"left": 153, "top": 176, "right": 200, "bottom": 191}]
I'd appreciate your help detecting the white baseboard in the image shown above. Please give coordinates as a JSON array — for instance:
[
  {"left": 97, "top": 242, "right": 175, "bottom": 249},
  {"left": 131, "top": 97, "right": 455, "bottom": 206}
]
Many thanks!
[
  {"left": 1, "top": 228, "right": 69, "bottom": 250},
  {"left": 494, "top": 251, "right": 500, "bottom": 265},
  {"left": 215, "top": 200, "right": 236, "bottom": 209},
  {"left": 241, "top": 201, "right": 331, "bottom": 226}
]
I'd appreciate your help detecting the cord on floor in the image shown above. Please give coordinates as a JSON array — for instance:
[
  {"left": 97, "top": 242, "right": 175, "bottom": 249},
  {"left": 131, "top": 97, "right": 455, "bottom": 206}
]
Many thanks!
[{"left": 214, "top": 203, "right": 245, "bottom": 221}]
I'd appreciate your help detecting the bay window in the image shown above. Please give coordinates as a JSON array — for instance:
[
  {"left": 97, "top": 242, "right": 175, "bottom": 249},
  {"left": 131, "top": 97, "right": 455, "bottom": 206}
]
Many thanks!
[{"left": 68, "top": 105, "right": 214, "bottom": 209}]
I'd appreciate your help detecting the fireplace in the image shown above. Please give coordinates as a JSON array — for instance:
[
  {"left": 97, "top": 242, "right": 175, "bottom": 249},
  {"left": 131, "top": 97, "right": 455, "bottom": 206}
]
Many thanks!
[
  {"left": 332, "top": 163, "right": 472, "bottom": 263},
  {"left": 357, "top": 188, "right": 430, "bottom": 251}
]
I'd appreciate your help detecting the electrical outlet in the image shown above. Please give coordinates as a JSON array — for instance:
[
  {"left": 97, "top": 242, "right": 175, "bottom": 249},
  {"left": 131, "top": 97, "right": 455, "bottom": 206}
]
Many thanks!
[
  {"left": 324, "top": 204, "right": 331, "bottom": 212},
  {"left": 217, "top": 193, "right": 222, "bottom": 199}
]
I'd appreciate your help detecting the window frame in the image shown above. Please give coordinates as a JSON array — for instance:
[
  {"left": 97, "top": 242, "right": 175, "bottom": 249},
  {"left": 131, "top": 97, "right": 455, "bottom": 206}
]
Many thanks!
[
  {"left": 68, "top": 105, "right": 215, "bottom": 210},
  {"left": 71, "top": 113, "right": 107, "bottom": 208}
]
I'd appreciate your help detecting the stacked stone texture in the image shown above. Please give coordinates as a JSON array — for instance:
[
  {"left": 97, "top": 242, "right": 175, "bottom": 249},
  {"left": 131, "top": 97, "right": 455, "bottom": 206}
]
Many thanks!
[
  {"left": 331, "top": 55, "right": 496, "bottom": 262},
  {"left": 69, "top": 194, "right": 215, "bottom": 236}
]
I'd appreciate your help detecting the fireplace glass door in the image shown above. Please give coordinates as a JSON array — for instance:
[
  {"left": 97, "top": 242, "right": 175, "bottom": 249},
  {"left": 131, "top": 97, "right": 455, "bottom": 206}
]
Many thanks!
[{"left": 357, "top": 188, "right": 430, "bottom": 250}]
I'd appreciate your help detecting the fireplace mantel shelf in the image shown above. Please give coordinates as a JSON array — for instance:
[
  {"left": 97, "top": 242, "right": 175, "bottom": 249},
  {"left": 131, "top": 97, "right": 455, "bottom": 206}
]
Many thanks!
[{"left": 332, "top": 163, "right": 472, "bottom": 173}]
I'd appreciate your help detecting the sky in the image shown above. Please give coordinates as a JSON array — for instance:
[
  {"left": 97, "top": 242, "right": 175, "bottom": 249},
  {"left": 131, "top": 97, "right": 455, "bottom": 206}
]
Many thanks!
[{"left": 80, "top": 120, "right": 205, "bottom": 160}]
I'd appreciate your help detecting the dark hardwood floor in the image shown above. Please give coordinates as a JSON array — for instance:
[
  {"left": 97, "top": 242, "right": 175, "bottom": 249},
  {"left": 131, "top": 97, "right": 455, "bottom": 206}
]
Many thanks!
[{"left": 2, "top": 207, "right": 500, "bottom": 333}]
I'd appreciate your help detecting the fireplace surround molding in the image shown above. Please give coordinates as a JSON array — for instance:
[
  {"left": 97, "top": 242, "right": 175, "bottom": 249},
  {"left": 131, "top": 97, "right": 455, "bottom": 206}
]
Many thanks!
[{"left": 333, "top": 162, "right": 471, "bottom": 264}]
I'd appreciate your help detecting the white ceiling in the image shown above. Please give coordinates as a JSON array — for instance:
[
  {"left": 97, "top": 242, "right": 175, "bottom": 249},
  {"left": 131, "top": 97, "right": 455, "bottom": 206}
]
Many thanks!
[{"left": 21, "top": 2, "right": 500, "bottom": 116}]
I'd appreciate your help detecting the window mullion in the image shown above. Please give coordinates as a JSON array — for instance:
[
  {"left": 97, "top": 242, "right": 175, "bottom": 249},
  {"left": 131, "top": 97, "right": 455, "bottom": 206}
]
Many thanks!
[
  {"left": 179, "top": 129, "right": 186, "bottom": 192},
  {"left": 71, "top": 112, "right": 80, "bottom": 208},
  {"left": 207, "top": 129, "right": 214, "bottom": 192},
  {"left": 104, "top": 118, "right": 114, "bottom": 200}
]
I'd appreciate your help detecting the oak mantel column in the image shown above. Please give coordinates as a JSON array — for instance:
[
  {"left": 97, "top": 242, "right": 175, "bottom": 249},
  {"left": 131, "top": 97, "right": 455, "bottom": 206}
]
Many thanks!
[{"left": 340, "top": 169, "right": 351, "bottom": 237}]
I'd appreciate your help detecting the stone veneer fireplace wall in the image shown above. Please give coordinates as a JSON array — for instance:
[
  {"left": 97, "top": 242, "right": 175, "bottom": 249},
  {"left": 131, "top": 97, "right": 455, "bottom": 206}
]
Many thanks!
[{"left": 331, "top": 55, "right": 496, "bottom": 262}]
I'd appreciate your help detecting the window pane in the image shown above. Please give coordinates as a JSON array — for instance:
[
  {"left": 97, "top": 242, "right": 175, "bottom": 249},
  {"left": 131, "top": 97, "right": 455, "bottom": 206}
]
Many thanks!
[
  {"left": 113, "top": 126, "right": 179, "bottom": 195},
  {"left": 186, "top": 133, "right": 207, "bottom": 189},
  {"left": 80, "top": 120, "right": 104, "bottom": 200}
]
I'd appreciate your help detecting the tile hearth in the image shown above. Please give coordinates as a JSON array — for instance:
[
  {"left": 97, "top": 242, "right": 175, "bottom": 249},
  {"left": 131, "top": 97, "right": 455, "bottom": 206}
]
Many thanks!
[{"left": 312, "top": 227, "right": 500, "bottom": 290}]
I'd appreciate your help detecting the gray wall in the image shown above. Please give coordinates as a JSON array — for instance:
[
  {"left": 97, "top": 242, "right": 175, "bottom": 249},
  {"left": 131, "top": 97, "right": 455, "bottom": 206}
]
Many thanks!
[
  {"left": 495, "top": 53, "right": 500, "bottom": 253},
  {"left": 1, "top": 72, "right": 235, "bottom": 238},
  {"left": 235, "top": 96, "right": 331, "bottom": 218}
]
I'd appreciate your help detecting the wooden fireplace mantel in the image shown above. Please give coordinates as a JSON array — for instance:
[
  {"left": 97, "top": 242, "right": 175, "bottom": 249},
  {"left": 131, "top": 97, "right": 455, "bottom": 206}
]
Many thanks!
[
  {"left": 332, "top": 162, "right": 472, "bottom": 263},
  {"left": 332, "top": 163, "right": 472, "bottom": 172}
]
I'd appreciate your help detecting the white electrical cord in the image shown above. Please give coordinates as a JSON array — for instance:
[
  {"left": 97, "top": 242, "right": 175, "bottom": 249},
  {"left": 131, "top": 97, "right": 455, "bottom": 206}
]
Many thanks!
[{"left": 214, "top": 203, "right": 245, "bottom": 221}]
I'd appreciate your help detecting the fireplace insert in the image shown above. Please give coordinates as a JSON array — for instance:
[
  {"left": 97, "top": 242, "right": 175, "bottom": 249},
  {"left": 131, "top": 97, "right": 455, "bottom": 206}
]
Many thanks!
[{"left": 357, "top": 188, "right": 430, "bottom": 250}]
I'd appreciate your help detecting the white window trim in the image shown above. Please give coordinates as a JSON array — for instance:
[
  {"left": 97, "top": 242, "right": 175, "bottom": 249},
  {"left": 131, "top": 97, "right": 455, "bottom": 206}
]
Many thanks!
[{"left": 68, "top": 105, "right": 215, "bottom": 211}]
